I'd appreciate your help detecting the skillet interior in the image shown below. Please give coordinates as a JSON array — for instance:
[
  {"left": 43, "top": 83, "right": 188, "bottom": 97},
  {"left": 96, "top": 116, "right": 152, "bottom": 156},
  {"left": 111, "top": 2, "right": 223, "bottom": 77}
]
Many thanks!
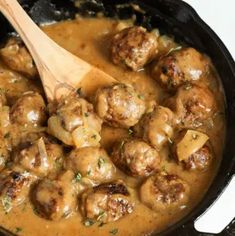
[{"left": 0, "top": 0, "right": 234, "bottom": 235}]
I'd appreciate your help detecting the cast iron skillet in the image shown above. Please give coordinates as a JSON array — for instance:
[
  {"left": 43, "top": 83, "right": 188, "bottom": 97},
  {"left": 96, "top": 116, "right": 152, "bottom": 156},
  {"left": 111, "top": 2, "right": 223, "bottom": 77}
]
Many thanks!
[{"left": 0, "top": 0, "right": 235, "bottom": 235}]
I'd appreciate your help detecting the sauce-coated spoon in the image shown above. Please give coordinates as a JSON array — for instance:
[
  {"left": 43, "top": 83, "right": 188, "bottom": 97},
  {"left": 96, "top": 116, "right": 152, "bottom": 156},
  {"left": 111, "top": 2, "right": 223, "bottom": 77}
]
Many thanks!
[{"left": 0, "top": 0, "right": 116, "bottom": 101}]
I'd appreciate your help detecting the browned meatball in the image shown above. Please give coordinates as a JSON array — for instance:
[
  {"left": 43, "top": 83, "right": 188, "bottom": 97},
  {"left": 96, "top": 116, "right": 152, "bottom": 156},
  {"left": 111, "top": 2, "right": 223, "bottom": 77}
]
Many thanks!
[
  {"left": 14, "top": 137, "right": 64, "bottom": 177},
  {"left": 81, "top": 181, "right": 134, "bottom": 223},
  {"left": 10, "top": 92, "right": 47, "bottom": 127},
  {"left": 140, "top": 172, "right": 189, "bottom": 211},
  {"left": 172, "top": 130, "right": 213, "bottom": 171},
  {"left": 0, "top": 169, "right": 34, "bottom": 210},
  {"left": 134, "top": 106, "right": 175, "bottom": 150},
  {"left": 48, "top": 94, "right": 102, "bottom": 147},
  {"left": 111, "top": 26, "right": 158, "bottom": 71},
  {"left": 164, "top": 85, "right": 216, "bottom": 128},
  {"left": 32, "top": 170, "right": 76, "bottom": 221},
  {"left": 111, "top": 139, "right": 161, "bottom": 177},
  {"left": 66, "top": 147, "right": 116, "bottom": 184},
  {"left": 0, "top": 37, "right": 37, "bottom": 78},
  {"left": 151, "top": 48, "right": 209, "bottom": 90},
  {"left": 95, "top": 84, "right": 146, "bottom": 128}
]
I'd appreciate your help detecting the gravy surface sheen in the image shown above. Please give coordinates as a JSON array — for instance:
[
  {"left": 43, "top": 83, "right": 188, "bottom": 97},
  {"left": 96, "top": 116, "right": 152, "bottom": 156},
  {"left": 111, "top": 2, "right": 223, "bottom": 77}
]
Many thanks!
[{"left": 0, "top": 17, "right": 225, "bottom": 236}]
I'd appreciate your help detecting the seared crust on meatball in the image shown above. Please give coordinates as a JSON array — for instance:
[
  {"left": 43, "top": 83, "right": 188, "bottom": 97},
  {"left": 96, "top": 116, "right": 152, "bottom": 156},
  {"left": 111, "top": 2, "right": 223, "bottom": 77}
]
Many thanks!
[
  {"left": 164, "top": 85, "right": 216, "bottom": 128},
  {"left": 0, "top": 170, "right": 33, "bottom": 208},
  {"left": 111, "top": 26, "right": 158, "bottom": 71},
  {"left": 151, "top": 48, "right": 209, "bottom": 90},
  {"left": 140, "top": 172, "right": 189, "bottom": 211},
  {"left": 32, "top": 171, "right": 76, "bottom": 221},
  {"left": 14, "top": 137, "right": 64, "bottom": 177},
  {"left": 66, "top": 147, "right": 116, "bottom": 184},
  {"left": 0, "top": 37, "right": 37, "bottom": 78},
  {"left": 134, "top": 106, "right": 175, "bottom": 150},
  {"left": 81, "top": 180, "right": 134, "bottom": 223},
  {"left": 10, "top": 92, "right": 47, "bottom": 127},
  {"left": 111, "top": 139, "right": 161, "bottom": 177},
  {"left": 95, "top": 83, "right": 146, "bottom": 128}
]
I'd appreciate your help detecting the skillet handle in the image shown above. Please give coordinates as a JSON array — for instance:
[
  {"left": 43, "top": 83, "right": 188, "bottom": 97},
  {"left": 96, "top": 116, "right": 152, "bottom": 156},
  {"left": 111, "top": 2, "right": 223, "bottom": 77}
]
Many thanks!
[{"left": 194, "top": 175, "right": 235, "bottom": 234}]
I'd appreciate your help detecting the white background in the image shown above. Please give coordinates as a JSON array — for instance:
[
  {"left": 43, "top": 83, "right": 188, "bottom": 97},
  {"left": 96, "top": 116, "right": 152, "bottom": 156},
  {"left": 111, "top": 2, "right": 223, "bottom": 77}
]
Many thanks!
[{"left": 184, "top": 0, "right": 235, "bottom": 59}]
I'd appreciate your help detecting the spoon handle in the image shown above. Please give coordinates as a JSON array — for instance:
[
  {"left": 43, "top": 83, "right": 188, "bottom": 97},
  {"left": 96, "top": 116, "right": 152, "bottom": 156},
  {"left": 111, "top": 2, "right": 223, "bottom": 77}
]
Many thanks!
[{"left": 0, "top": 0, "right": 91, "bottom": 100}]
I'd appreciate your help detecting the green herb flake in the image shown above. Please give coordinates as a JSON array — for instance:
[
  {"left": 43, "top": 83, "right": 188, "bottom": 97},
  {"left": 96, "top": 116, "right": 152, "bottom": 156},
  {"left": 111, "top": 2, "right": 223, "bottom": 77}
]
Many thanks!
[
  {"left": 98, "top": 158, "right": 105, "bottom": 169},
  {"left": 109, "top": 228, "right": 118, "bottom": 235},
  {"left": 74, "top": 172, "right": 82, "bottom": 182},
  {"left": 84, "top": 219, "right": 95, "bottom": 227},
  {"left": 138, "top": 94, "right": 144, "bottom": 100},
  {"left": 87, "top": 169, "right": 92, "bottom": 176},
  {"left": 168, "top": 137, "right": 174, "bottom": 144},
  {"left": 184, "top": 83, "right": 192, "bottom": 90},
  {"left": 1, "top": 196, "right": 12, "bottom": 213},
  {"left": 15, "top": 227, "right": 22, "bottom": 234},
  {"left": 97, "top": 211, "right": 105, "bottom": 221},
  {"left": 84, "top": 112, "right": 89, "bottom": 117},
  {"left": 76, "top": 87, "right": 82, "bottom": 96},
  {"left": 91, "top": 134, "right": 97, "bottom": 139},
  {"left": 128, "top": 128, "right": 133, "bottom": 136},
  {"left": 4, "top": 133, "right": 10, "bottom": 139}
]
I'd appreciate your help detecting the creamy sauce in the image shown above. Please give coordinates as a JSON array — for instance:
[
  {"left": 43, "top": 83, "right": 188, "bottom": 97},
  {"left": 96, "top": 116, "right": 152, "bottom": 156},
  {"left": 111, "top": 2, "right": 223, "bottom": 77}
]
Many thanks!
[{"left": 0, "top": 17, "right": 225, "bottom": 236}]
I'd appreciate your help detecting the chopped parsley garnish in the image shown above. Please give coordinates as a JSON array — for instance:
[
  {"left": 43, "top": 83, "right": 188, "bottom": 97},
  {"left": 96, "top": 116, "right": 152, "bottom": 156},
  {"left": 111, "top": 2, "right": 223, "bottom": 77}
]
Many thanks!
[
  {"left": 84, "top": 219, "right": 95, "bottom": 227},
  {"left": 84, "top": 112, "right": 89, "bottom": 117},
  {"left": 98, "top": 158, "right": 105, "bottom": 169},
  {"left": 74, "top": 172, "right": 82, "bottom": 182},
  {"left": 87, "top": 169, "right": 92, "bottom": 176},
  {"left": 3, "top": 133, "right": 10, "bottom": 139},
  {"left": 97, "top": 211, "right": 105, "bottom": 221},
  {"left": 76, "top": 87, "right": 82, "bottom": 96},
  {"left": 15, "top": 227, "right": 22, "bottom": 234},
  {"left": 128, "top": 128, "right": 133, "bottom": 136},
  {"left": 2, "top": 196, "right": 12, "bottom": 213},
  {"left": 138, "top": 94, "right": 144, "bottom": 100},
  {"left": 109, "top": 228, "right": 118, "bottom": 235},
  {"left": 91, "top": 134, "right": 97, "bottom": 139}
]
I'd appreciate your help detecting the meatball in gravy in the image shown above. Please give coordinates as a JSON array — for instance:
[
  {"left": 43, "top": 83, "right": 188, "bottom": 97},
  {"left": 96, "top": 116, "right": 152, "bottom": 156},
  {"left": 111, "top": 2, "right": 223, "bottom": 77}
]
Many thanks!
[
  {"left": 140, "top": 172, "right": 189, "bottom": 211},
  {"left": 111, "top": 139, "right": 161, "bottom": 177},
  {"left": 95, "top": 83, "right": 146, "bottom": 128},
  {"left": 111, "top": 26, "right": 158, "bottom": 71},
  {"left": 81, "top": 181, "right": 134, "bottom": 223},
  {"left": 152, "top": 48, "right": 209, "bottom": 90}
]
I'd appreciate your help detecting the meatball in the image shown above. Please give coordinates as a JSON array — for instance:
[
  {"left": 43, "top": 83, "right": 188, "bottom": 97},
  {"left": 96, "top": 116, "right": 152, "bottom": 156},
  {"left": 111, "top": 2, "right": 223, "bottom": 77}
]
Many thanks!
[
  {"left": 111, "top": 26, "right": 158, "bottom": 71},
  {"left": 48, "top": 94, "right": 102, "bottom": 147},
  {"left": 140, "top": 172, "right": 189, "bottom": 211},
  {"left": 81, "top": 181, "right": 134, "bottom": 223},
  {"left": 14, "top": 137, "right": 64, "bottom": 177},
  {"left": 111, "top": 139, "right": 161, "bottom": 177},
  {"left": 10, "top": 92, "right": 47, "bottom": 127},
  {"left": 172, "top": 130, "right": 213, "bottom": 170},
  {"left": 134, "top": 106, "right": 175, "bottom": 150},
  {"left": 0, "top": 37, "right": 37, "bottom": 78},
  {"left": 32, "top": 170, "right": 76, "bottom": 221},
  {"left": 95, "top": 83, "right": 146, "bottom": 128},
  {"left": 164, "top": 85, "right": 216, "bottom": 128},
  {"left": 151, "top": 48, "right": 209, "bottom": 90},
  {"left": 66, "top": 147, "right": 116, "bottom": 184},
  {"left": 0, "top": 170, "right": 33, "bottom": 210}
]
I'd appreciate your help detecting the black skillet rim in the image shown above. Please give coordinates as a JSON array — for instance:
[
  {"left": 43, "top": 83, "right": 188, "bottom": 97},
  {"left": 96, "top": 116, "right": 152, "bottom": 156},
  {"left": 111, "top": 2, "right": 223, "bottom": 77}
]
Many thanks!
[{"left": 0, "top": 0, "right": 235, "bottom": 235}]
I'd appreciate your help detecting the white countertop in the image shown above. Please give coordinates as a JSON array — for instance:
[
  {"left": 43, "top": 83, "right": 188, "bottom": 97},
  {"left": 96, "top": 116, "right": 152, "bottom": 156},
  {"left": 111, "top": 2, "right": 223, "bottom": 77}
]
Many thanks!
[{"left": 184, "top": 0, "right": 235, "bottom": 60}]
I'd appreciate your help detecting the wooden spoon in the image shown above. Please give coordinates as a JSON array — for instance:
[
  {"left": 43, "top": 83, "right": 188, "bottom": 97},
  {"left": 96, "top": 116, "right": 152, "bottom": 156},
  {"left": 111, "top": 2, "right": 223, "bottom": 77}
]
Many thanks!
[{"left": 0, "top": 0, "right": 116, "bottom": 101}]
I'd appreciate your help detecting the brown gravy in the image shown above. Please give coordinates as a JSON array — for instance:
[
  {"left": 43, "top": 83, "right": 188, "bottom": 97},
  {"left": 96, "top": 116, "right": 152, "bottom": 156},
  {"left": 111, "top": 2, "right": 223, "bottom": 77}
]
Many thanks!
[{"left": 0, "top": 17, "right": 225, "bottom": 236}]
